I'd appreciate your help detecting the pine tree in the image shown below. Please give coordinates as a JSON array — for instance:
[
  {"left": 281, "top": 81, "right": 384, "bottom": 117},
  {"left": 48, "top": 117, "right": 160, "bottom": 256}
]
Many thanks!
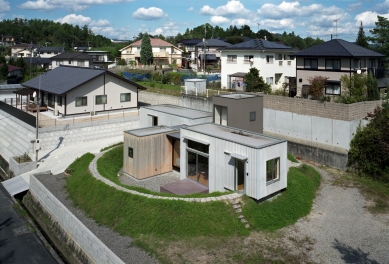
[
  {"left": 356, "top": 21, "right": 368, "bottom": 48},
  {"left": 140, "top": 34, "right": 153, "bottom": 65},
  {"left": 0, "top": 63, "right": 8, "bottom": 80},
  {"left": 368, "top": 15, "right": 389, "bottom": 56},
  {"left": 8, "top": 56, "right": 15, "bottom": 66}
]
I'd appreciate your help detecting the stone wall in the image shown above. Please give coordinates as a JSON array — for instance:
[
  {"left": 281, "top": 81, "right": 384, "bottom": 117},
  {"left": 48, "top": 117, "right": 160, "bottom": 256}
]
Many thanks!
[
  {"left": 138, "top": 91, "right": 180, "bottom": 106},
  {"left": 25, "top": 175, "right": 124, "bottom": 264}
]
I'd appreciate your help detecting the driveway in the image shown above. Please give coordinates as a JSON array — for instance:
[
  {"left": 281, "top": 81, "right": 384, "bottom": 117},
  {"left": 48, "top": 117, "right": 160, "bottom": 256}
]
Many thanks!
[{"left": 285, "top": 166, "right": 389, "bottom": 263}]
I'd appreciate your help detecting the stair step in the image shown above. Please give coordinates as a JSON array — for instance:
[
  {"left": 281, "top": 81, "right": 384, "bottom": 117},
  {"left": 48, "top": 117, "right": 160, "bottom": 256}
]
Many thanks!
[
  {"left": 233, "top": 204, "right": 241, "bottom": 209},
  {"left": 238, "top": 215, "right": 244, "bottom": 219},
  {"left": 236, "top": 208, "right": 242, "bottom": 213},
  {"left": 245, "top": 224, "right": 250, "bottom": 229},
  {"left": 240, "top": 219, "right": 248, "bottom": 223}
]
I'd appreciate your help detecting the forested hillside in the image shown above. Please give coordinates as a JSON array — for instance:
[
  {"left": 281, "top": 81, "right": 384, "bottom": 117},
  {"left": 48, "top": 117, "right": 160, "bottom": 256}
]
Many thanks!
[{"left": 0, "top": 18, "right": 113, "bottom": 49}]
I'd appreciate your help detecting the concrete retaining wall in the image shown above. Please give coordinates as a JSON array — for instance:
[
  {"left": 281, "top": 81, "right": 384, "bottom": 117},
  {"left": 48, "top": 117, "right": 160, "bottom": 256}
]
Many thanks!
[
  {"left": 26, "top": 175, "right": 124, "bottom": 264},
  {"left": 8, "top": 156, "right": 37, "bottom": 176},
  {"left": 38, "top": 116, "right": 140, "bottom": 151},
  {"left": 138, "top": 91, "right": 180, "bottom": 106},
  {"left": 180, "top": 94, "right": 213, "bottom": 112}
]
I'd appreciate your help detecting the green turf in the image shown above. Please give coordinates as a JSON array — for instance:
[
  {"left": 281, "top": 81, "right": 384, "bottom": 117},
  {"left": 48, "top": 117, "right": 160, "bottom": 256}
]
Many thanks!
[
  {"left": 66, "top": 153, "right": 248, "bottom": 239},
  {"left": 242, "top": 164, "right": 321, "bottom": 231},
  {"left": 287, "top": 152, "right": 298, "bottom": 163}
]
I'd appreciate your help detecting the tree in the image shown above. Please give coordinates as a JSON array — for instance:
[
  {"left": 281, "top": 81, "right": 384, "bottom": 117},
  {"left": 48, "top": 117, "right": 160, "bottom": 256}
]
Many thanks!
[
  {"left": 244, "top": 67, "right": 271, "bottom": 93},
  {"left": 225, "top": 36, "right": 245, "bottom": 45},
  {"left": 0, "top": 56, "right": 6, "bottom": 64},
  {"left": 8, "top": 56, "right": 15, "bottom": 66},
  {"left": 366, "top": 72, "right": 380, "bottom": 101},
  {"left": 348, "top": 102, "right": 389, "bottom": 182},
  {"left": 140, "top": 34, "right": 153, "bottom": 65},
  {"left": 356, "top": 21, "right": 369, "bottom": 48},
  {"left": 0, "top": 63, "right": 8, "bottom": 80},
  {"left": 307, "top": 75, "right": 329, "bottom": 99},
  {"left": 339, "top": 74, "right": 367, "bottom": 103},
  {"left": 368, "top": 15, "right": 389, "bottom": 56}
]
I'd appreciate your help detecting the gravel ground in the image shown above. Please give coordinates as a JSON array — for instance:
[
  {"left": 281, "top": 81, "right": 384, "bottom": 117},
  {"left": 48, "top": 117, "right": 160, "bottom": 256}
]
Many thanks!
[
  {"left": 36, "top": 173, "right": 159, "bottom": 264},
  {"left": 285, "top": 166, "right": 389, "bottom": 264},
  {"left": 120, "top": 171, "right": 180, "bottom": 192}
]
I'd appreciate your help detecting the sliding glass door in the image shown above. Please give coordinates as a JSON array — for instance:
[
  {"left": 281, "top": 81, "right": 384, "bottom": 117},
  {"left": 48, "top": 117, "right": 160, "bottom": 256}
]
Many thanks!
[{"left": 187, "top": 150, "right": 209, "bottom": 187}]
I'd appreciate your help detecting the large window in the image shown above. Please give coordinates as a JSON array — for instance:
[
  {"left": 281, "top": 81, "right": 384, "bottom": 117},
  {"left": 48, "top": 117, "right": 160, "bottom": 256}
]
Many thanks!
[
  {"left": 95, "top": 95, "right": 107, "bottom": 105},
  {"left": 325, "top": 59, "right": 341, "bottom": 70},
  {"left": 187, "top": 140, "right": 209, "bottom": 154},
  {"left": 243, "top": 55, "right": 253, "bottom": 63},
  {"left": 48, "top": 93, "right": 55, "bottom": 108},
  {"left": 266, "top": 77, "right": 273, "bottom": 85},
  {"left": 120, "top": 93, "right": 131, "bottom": 102},
  {"left": 227, "top": 55, "right": 237, "bottom": 63},
  {"left": 304, "top": 58, "right": 318, "bottom": 69},
  {"left": 266, "top": 157, "right": 280, "bottom": 182},
  {"left": 187, "top": 139, "right": 209, "bottom": 186},
  {"left": 75, "top": 96, "right": 87, "bottom": 107},
  {"left": 353, "top": 59, "right": 361, "bottom": 69},
  {"left": 325, "top": 82, "right": 341, "bottom": 95},
  {"left": 266, "top": 55, "right": 274, "bottom": 64},
  {"left": 369, "top": 59, "right": 376, "bottom": 68},
  {"left": 77, "top": 61, "right": 85, "bottom": 66}
]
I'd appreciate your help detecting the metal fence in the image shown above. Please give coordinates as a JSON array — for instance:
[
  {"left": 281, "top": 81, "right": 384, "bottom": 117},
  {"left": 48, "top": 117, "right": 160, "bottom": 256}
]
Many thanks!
[
  {"left": 38, "top": 110, "right": 139, "bottom": 128},
  {"left": 0, "top": 101, "right": 36, "bottom": 128}
]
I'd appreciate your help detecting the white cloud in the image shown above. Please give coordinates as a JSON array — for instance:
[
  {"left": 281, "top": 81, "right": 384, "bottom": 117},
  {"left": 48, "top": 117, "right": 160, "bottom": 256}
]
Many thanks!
[
  {"left": 354, "top": 11, "right": 389, "bottom": 27},
  {"left": 56, "top": 14, "right": 111, "bottom": 31},
  {"left": 91, "top": 26, "right": 131, "bottom": 39},
  {"left": 0, "top": 0, "right": 10, "bottom": 12},
  {"left": 200, "top": 0, "right": 251, "bottom": 17},
  {"left": 187, "top": 6, "right": 194, "bottom": 11},
  {"left": 132, "top": 7, "right": 167, "bottom": 20},
  {"left": 375, "top": 0, "right": 389, "bottom": 11},
  {"left": 261, "top": 18, "right": 295, "bottom": 30},
  {"left": 210, "top": 16, "right": 230, "bottom": 24},
  {"left": 18, "top": 0, "right": 133, "bottom": 12},
  {"left": 154, "top": 28, "right": 163, "bottom": 35},
  {"left": 258, "top": 1, "right": 343, "bottom": 19}
]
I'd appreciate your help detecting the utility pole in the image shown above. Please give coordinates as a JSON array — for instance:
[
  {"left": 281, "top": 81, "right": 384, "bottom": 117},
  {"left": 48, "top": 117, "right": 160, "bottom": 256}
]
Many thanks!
[
  {"left": 257, "top": 23, "right": 260, "bottom": 38},
  {"left": 334, "top": 18, "right": 339, "bottom": 39},
  {"left": 203, "top": 25, "right": 207, "bottom": 73}
]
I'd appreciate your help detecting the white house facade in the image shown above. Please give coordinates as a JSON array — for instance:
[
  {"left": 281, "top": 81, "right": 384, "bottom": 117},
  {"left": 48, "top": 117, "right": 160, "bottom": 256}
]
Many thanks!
[{"left": 220, "top": 39, "right": 296, "bottom": 90}]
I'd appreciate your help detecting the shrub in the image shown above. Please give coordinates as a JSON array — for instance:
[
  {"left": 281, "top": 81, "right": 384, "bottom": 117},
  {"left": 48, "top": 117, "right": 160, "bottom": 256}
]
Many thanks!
[
  {"left": 348, "top": 102, "right": 389, "bottom": 182},
  {"left": 307, "top": 75, "right": 328, "bottom": 99}
]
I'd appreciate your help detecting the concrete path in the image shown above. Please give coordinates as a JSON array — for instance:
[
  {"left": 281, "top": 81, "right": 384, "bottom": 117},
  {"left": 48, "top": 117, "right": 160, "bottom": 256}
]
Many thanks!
[{"left": 0, "top": 185, "right": 59, "bottom": 264}]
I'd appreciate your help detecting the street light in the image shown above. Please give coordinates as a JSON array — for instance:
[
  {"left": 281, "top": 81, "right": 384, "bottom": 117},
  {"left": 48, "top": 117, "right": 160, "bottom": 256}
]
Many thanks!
[{"left": 32, "top": 70, "right": 46, "bottom": 162}]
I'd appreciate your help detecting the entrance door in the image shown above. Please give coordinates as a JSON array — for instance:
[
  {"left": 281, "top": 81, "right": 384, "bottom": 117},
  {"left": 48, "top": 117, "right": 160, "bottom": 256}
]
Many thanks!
[
  {"left": 235, "top": 158, "right": 245, "bottom": 191},
  {"left": 172, "top": 139, "right": 180, "bottom": 170}
]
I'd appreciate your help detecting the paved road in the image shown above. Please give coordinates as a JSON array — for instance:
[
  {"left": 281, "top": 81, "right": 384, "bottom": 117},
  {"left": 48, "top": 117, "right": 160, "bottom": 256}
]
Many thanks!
[{"left": 0, "top": 185, "right": 58, "bottom": 264}]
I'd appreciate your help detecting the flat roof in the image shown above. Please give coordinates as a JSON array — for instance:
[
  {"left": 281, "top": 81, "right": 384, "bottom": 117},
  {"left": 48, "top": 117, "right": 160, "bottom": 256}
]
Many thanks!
[
  {"left": 125, "top": 126, "right": 177, "bottom": 137},
  {"left": 182, "top": 123, "right": 285, "bottom": 149},
  {"left": 142, "top": 104, "right": 212, "bottom": 119},
  {"left": 215, "top": 93, "right": 261, "bottom": 99}
]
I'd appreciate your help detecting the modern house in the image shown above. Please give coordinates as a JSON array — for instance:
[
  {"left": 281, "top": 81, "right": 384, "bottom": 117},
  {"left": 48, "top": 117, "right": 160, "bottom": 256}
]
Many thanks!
[
  {"left": 83, "top": 50, "right": 112, "bottom": 68},
  {"left": 1, "top": 36, "right": 14, "bottom": 46},
  {"left": 292, "top": 39, "right": 385, "bottom": 98},
  {"left": 219, "top": 39, "right": 296, "bottom": 90},
  {"left": 213, "top": 94, "right": 263, "bottom": 134},
  {"left": 177, "top": 38, "right": 202, "bottom": 66},
  {"left": 50, "top": 52, "right": 93, "bottom": 69},
  {"left": 140, "top": 104, "right": 213, "bottom": 128},
  {"left": 120, "top": 37, "right": 183, "bottom": 67},
  {"left": 36, "top": 46, "right": 65, "bottom": 58},
  {"left": 22, "top": 65, "right": 146, "bottom": 116},
  {"left": 179, "top": 123, "right": 287, "bottom": 200},
  {"left": 123, "top": 94, "right": 285, "bottom": 200},
  {"left": 194, "top": 38, "right": 230, "bottom": 71}
]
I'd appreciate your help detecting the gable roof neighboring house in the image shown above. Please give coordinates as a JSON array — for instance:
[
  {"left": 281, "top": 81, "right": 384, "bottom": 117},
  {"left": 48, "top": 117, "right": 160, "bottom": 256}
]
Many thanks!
[
  {"left": 22, "top": 65, "right": 145, "bottom": 95},
  {"left": 219, "top": 38, "right": 293, "bottom": 51},
  {"left": 177, "top": 38, "right": 202, "bottom": 46},
  {"left": 127, "top": 38, "right": 179, "bottom": 47},
  {"left": 195, "top": 38, "right": 230, "bottom": 48},
  {"left": 292, "top": 39, "right": 384, "bottom": 58},
  {"left": 50, "top": 52, "right": 93, "bottom": 60},
  {"left": 37, "top": 46, "right": 65, "bottom": 57},
  {"left": 50, "top": 52, "right": 94, "bottom": 69}
]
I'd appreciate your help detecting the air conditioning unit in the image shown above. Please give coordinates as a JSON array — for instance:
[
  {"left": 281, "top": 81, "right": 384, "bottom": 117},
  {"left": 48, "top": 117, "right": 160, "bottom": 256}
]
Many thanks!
[
  {"left": 90, "top": 111, "right": 95, "bottom": 116},
  {"left": 54, "top": 109, "right": 59, "bottom": 116}
]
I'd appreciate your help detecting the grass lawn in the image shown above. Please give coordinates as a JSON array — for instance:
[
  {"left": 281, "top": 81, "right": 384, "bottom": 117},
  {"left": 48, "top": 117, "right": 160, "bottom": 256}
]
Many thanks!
[
  {"left": 287, "top": 152, "right": 298, "bottom": 162},
  {"left": 65, "top": 151, "right": 321, "bottom": 262},
  {"left": 136, "top": 81, "right": 181, "bottom": 96}
]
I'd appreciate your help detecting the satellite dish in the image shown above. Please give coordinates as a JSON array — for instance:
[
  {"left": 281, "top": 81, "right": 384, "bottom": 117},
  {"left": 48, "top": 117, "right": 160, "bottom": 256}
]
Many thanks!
[
  {"left": 33, "top": 92, "right": 36, "bottom": 97},
  {"left": 249, "top": 58, "right": 254, "bottom": 62},
  {"left": 357, "top": 69, "right": 361, "bottom": 74}
]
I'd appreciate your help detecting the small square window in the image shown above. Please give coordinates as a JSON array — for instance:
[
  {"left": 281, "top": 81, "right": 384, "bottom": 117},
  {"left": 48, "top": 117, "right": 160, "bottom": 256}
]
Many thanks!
[
  {"left": 266, "top": 157, "right": 280, "bottom": 183},
  {"left": 250, "top": 111, "right": 256, "bottom": 121},
  {"left": 75, "top": 96, "right": 87, "bottom": 107},
  {"left": 128, "top": 147, "right": 133, "bottom": 158},
  {"left": 120, "top": 93, "right": 131, "bottom": 102},
  {"left": 95, "top": 95, "right": 107, "bottom": 105}
]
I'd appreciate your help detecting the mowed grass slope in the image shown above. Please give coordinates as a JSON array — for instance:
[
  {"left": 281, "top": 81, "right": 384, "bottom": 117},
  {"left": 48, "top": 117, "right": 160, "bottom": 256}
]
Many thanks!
[
  {"left": 66, "top": 153, "right": 248, "bottom": 239},
  {"left": 243, "top": 164, "right": 321, "bottom": 231}
]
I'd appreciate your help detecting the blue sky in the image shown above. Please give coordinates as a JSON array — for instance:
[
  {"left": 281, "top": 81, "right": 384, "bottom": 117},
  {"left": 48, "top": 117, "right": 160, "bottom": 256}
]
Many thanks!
[{"left": 1, "top": 0, "right": 389, "bottom": 42}]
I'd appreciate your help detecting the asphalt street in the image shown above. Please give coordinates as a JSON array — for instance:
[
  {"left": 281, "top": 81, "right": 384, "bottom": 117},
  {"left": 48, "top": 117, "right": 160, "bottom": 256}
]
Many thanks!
[{"left": 0, "top": 184, "right": 58, "bottom": 264}]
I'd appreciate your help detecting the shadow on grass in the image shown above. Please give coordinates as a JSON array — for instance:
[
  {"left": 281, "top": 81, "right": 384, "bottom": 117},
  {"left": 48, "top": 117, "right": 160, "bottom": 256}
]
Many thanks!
[{"left": 332, "top": 239, "right": 379, "bottom": 264}]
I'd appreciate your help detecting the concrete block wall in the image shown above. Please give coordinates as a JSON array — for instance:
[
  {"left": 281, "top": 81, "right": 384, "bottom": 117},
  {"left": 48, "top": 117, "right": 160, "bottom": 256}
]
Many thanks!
[
  {"left": 139, "top": 91, "right": 180, "bottom": 106},
  {"left": 39, "top": 116, "right": 140, "bottom": 151},
  {"left": 180, "top": 94, "right": 213, "bottom": 112},
  {"left": 8, "top": 156, "right": 37, "bottom": 176},
  {"left": 0, "top": 109, "right": 35, "bottom": 161},
  {"left": 29, "top": 175, "right": 124, "bottom": 264}
]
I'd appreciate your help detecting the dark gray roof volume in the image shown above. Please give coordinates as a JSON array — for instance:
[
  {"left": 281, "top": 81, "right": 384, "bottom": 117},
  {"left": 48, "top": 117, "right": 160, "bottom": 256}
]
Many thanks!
[
  {"left": 292, "top": 39, "right": 384, "bottom": 57},
  {"left": 219, "top": 39, "right": 293, "bottom": 51},
  {"left": 37, "top": 46, "right": 65, "bottom": 53},
  {"left": 195, "top": 38, "right": 230, "bottom": 47},
  {"left": 22, "top": 66, "right": 146, "bottom": 95},
  {"left": 51, "top": 52, "right": 92, "bottom": 60}
]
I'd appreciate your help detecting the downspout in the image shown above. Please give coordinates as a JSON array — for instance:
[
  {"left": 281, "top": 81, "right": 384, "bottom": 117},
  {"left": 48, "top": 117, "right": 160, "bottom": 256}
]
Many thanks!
[
  {"left": 64, "top": 94, "right": 67, "bottom": 116},
  {"left": 103, "top": 74, "right": 106, "bottom": 111}
]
